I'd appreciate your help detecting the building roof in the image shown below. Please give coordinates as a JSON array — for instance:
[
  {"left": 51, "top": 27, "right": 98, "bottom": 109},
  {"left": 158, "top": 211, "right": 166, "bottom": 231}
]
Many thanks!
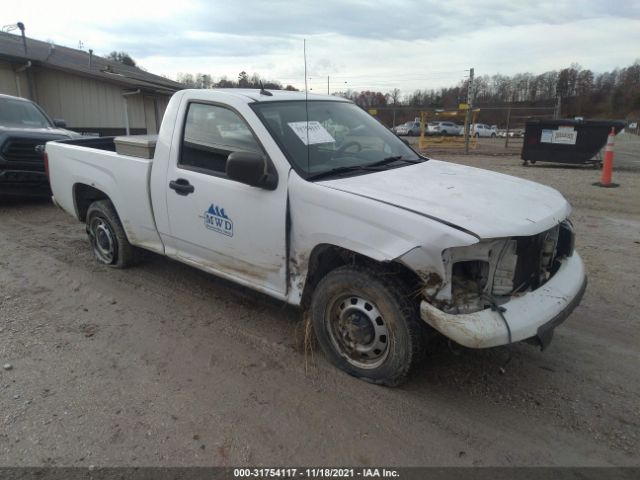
[{"left": 0, "top": 31, "right": 183, "bottom": 95}]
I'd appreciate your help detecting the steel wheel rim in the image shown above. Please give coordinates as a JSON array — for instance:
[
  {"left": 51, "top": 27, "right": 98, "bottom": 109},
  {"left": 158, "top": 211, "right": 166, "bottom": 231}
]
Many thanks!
[
  {"left": 89, "top": 217, "right": 116, "bottom": 264},
  {"left": 326, "top": 295, "right": 390, "bottom": 369}
]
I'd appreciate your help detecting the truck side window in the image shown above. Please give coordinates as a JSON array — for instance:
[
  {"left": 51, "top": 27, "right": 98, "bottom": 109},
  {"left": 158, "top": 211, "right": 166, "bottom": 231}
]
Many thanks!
[{"left": 180, "top": 103, "right": 261, "bottom": 174}]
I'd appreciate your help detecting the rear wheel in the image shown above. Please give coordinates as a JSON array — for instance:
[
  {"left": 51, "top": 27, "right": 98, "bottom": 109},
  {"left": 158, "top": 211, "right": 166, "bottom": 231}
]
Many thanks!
[
  {"left": 86, "top": 200, "right": 139, "bottom": 268},
  {"left": 310, "top": 265, "right": 425, "bottom": 386}
]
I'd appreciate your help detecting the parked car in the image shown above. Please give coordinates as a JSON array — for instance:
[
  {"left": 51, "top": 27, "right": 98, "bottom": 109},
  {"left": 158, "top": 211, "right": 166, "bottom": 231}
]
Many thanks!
[
  {"left": 0, "top": 94, "right": 80, "bottom": 197},
  {"left": 496, "top": 129, "right": 524, "bottom": 138},
  {"left": 46, "top": 89, "right": 587, "bottom": 386},
  {"left": 471, "top": 123, "right": 497, "bottom": 138},
  {"left": 390, "top": 122, "right": 409, "bottom": 134},
  {"left": 427, "top": 121, "right": 462, "bottom": 136},
  {"left": 395, "top": 121, "right": 422, "bottom": 136}
]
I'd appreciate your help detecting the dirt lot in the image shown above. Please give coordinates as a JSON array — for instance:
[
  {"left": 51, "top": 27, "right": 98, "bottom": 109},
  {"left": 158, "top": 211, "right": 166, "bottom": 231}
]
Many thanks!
[{"left": 1, "top": 153, "right": 639, "bottom": 467}]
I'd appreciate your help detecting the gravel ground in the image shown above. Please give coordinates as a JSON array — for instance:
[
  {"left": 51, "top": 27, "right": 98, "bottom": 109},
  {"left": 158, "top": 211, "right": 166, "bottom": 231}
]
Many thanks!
[
  {"left": 1, "top": 153, "right": 639, "bottom": 467},
  {"left": 614, "top": 132, "right": 640, "bottom": 169}
]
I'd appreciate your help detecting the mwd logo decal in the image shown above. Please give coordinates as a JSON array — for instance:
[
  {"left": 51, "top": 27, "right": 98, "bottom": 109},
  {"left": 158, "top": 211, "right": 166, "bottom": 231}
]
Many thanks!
[{"left": 203, "top": 204, "right": 233, "bottom": 237}]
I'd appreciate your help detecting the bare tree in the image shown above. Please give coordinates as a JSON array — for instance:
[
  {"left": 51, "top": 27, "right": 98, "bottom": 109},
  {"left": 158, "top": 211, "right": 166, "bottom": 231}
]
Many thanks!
[{"left": 389, "top": 88, "right": 401, "bottom": 105}]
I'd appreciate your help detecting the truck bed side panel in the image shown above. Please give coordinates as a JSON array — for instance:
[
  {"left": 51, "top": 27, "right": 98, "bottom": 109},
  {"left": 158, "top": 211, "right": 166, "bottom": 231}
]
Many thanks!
[{"left": 46, "top": 141, "right": 164, "bottom": 254}]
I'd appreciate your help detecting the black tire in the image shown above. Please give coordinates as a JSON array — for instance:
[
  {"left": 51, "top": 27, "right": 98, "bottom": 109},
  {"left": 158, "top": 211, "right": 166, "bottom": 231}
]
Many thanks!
[
  {"left": 474, "top": 133, "right": 480, "bottom": 138},
  {"left": 491, "top": 133, "right": 496, "bottom": 138},
  {"left": 86, "top": 200, "right": 139, "bottom": 268},
  {"left": 441, "top": 130, "right": 448, "bottom": 136},
  {"left": 310, "top": 265, "right": 425, "bottom": 386}
]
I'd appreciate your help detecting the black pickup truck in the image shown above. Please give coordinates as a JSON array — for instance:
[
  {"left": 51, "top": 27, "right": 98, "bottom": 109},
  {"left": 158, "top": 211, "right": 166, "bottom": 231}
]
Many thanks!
[{"left": 0, "top": 94, "right": 80, "bottom": 197}]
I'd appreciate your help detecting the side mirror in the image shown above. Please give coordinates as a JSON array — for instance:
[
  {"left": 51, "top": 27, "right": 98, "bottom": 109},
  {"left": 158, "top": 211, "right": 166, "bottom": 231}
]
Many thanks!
[
  {"left": 53, "top": 119, "right": 67, "bottom": 128},
  {"left": 226, "top": 151, "right": 277, "bottom": 190}
]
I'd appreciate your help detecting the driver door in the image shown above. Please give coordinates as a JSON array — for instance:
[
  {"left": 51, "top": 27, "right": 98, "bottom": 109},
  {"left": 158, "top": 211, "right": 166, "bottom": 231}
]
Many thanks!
[{"left": 164, "top": 102, "right": 288, "bottom": 297}]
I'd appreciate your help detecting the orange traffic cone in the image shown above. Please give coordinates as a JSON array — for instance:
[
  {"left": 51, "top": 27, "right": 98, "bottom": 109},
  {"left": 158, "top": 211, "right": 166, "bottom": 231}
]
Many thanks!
[{"left": 593, "top": 127, "right": 619, "bottom": 188}]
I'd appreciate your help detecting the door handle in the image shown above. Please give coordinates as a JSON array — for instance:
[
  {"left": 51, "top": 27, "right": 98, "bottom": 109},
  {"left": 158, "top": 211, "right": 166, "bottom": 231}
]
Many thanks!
[{"left": 169, "top": 178, "right": 195, "bottom": 196}]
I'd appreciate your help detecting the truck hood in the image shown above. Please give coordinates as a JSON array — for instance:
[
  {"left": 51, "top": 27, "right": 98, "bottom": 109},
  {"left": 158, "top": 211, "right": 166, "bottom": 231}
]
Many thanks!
[
  {"left": 0, "top": 125, "right": 79, "bottom": 138},
  {"left": 318, "top": 159, "right": 570, "bottom": 239}
]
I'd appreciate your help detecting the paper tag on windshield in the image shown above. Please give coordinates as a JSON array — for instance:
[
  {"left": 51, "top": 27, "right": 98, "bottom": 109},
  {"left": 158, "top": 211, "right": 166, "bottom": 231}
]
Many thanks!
[{"left": 288, "top": 121, "right": 335, "bottom": 145}]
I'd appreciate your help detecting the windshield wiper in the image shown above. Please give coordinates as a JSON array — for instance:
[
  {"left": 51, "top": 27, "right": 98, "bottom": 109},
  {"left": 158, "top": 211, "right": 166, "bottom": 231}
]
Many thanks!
[
  {"left": 368, "top": 156, "right": 423, "bottom": 167},
  {"left": 307, "top": 156, "right": 424, "bottom": 181},
  {"left": 306, "top": 164, "right": 384, "bottom": 181}
]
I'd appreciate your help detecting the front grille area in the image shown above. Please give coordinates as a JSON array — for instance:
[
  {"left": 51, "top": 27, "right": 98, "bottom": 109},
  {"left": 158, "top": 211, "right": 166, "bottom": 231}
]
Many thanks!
[
  {"left": 0, "top": 170, "right": 48, "bottom": 185},
  {"left": 512, "top": 221, "right": 573, "bottom": 292},
  {"left": 1, "top": 138, "right": 45, "bottom": 162}
]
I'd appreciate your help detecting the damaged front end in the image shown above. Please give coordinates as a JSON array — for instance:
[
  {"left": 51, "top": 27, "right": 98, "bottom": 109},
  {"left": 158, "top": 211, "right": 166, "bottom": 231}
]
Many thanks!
[
  {"left": 430, "top": 220, "right": 575, "bottom": 314},
  {"left": 415, "top": 220, "right": 586, "bottom": 349}
]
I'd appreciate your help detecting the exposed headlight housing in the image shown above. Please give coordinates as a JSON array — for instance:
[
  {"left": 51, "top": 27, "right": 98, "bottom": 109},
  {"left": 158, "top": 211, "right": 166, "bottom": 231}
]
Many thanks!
[{"left": 428, "top": 221, "right": 575, "bottom": 314}]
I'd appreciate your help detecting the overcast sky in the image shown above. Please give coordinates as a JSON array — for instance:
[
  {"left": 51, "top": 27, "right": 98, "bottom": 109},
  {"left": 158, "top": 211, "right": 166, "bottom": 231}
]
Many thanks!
[{"left": 4, "top": 0, "right": 640, "bottom": 94}]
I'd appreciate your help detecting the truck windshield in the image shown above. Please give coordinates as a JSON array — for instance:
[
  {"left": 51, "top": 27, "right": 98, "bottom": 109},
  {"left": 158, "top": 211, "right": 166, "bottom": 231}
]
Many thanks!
[
  {"left": 251, "top": 100, "right": 422, "bottom": 179},
  {"left": 0, "top": 98, "right": 52, "bottom": 129}
]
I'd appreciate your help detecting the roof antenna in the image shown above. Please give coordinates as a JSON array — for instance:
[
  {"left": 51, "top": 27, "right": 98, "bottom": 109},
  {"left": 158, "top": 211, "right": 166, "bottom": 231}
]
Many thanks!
[
  {"left": 45, "top": 41, "right": 55, "bottom": 62},
  {"left": 259, "top": 81, "right": 272, "bottom": 96},
  {"left": 304, "top": 39, "right": 310, "bottom": 176}
]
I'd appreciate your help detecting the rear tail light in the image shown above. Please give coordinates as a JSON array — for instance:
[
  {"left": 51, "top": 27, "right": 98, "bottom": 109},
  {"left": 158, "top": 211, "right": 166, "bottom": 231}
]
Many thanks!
[{"left": 43, "top": 151, "right": 49, "bottom": 179}]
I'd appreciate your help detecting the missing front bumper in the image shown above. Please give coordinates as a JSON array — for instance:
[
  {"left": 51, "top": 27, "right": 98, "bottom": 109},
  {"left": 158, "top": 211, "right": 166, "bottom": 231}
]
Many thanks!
[{"left": 420, "top": 252, "right": 587, "bottom": 349}]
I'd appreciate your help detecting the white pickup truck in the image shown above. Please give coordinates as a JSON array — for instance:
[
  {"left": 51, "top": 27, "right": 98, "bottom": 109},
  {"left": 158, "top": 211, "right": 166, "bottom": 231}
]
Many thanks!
[{"left": 45, "top": 89, "right": 587, "bottom": 386}]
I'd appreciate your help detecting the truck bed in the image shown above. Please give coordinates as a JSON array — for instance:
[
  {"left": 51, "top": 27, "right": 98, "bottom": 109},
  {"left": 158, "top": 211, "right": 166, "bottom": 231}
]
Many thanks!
[{"left": 46, "top": 137, "right": 164, "bottom": 254}]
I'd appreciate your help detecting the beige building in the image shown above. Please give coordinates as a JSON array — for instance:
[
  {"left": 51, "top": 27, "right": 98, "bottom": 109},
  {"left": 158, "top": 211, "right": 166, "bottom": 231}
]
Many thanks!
[{"left": 0, "top": 31, "right": 182, "bottom": 135}]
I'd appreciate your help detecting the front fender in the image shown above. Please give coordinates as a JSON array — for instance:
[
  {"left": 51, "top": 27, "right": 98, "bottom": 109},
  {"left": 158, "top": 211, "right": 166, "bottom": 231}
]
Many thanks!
[{"left": 286, "top": 172, "right": 477, "bottom": 305}]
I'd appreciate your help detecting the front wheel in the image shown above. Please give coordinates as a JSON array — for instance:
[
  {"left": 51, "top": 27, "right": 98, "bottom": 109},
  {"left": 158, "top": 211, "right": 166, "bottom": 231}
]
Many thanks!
[
  {"left": 86, "top": 200, "right": 139, "bottom": 268},
  {"left": 310, "top": 265, "right": 425, "bottom": 386}
]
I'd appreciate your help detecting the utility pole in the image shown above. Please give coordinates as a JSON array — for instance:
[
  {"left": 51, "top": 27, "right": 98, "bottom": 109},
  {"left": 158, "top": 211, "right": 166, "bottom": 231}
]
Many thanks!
[
  {"left": 554, "top": 95, "right": 561, "bottom": 119},
  {"left": 504, "top": 106, "right": 511, "bottom": 149},
  {"left": 327, "top": 76, "right": 330, "bottom": 95},
  {"left": 464, "top": 67, "right": 474, "bottom": 154},
  {"left": 504, "top": 93, "right": 516, "bottom": 148}
]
